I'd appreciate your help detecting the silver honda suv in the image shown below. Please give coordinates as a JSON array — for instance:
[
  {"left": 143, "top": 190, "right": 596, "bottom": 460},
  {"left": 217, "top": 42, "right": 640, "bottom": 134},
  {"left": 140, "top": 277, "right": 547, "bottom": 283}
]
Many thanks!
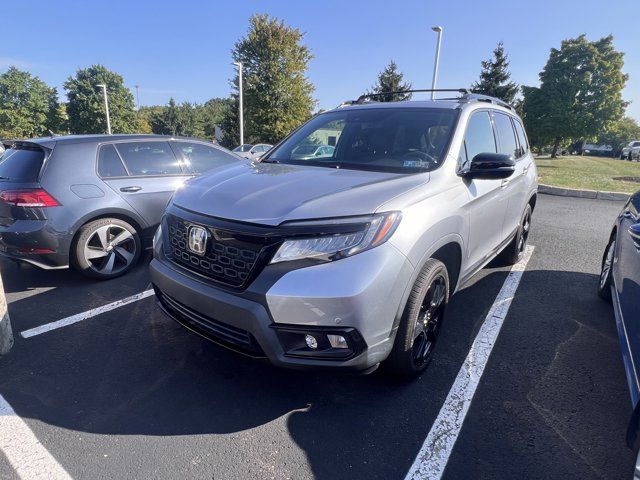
[{"left": 151, "top": 91, "right": 538, "bottom": 377}]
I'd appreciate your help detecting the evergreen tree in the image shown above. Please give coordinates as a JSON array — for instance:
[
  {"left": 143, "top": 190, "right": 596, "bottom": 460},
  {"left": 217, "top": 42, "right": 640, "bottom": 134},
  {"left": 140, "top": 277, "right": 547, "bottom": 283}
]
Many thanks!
[
  {"left": 368, "top": 61, "right": 412, "bottom": 102},
  {"left": 472, "top": 42, "right": 518, "bottom": 104}
]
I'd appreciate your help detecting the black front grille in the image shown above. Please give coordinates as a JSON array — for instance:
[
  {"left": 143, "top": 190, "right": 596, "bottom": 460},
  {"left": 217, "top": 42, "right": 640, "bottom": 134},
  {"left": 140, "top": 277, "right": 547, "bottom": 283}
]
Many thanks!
[
  {"left": 156, "top": 289, "right": 265, "bottom": 357},
  {"left": 165, "top": 214, "right": 273, "bottom": 288}
]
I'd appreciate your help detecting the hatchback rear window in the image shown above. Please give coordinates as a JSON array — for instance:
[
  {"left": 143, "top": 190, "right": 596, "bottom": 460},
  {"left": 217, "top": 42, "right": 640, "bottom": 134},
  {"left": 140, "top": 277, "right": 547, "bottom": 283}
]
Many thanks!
[{"left": 0, "top": 147, "right": 45, "bottom": 182}]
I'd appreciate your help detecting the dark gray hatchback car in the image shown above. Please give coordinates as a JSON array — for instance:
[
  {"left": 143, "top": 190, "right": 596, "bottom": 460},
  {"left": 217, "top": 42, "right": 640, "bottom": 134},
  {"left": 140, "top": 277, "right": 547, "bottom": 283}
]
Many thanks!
[{"left": 0, "top": 134, "right": 239, "bottom": 279}]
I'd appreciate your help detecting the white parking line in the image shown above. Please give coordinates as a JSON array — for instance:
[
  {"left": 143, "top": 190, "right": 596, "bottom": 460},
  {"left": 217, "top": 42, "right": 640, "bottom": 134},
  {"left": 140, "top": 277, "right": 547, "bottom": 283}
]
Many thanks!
[
  {"left": 20, "top": 289, "right": 155, "bottom": 339},
  {"left": 405, "top": 245, "right": 534, "bottom": 480},
  {"left": 0, "top": 394, "right": 72, "bottom": 480}
]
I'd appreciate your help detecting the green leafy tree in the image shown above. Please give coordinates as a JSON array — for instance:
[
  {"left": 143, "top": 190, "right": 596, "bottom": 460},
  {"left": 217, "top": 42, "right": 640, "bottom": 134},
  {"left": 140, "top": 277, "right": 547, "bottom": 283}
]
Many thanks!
[
  {"left": 147, "top": 98, "right": 206, "bottom": 138},
  {"left": 367, "top": 60, "right": 412, "bottom": 102},
  {"left": 200, "top": 98, "right": 232, "bottom": 140},
  {"left": 64, "top": 65, "right": 138, "bottom": 134},
  {"left": 226, "top": 14, "right": 315, "bottom": 146},
  {"left": 522, "top": 35, "right": 627, "bottom": 158},
  {"left": 472, "top": 42, "right": 518, "bottom": 104},
  {"left": 0, "top": 67, "right": 61, "bottom": 138},
  {"left": 598, "top": 117, "right": 640, "bottom": 156}
]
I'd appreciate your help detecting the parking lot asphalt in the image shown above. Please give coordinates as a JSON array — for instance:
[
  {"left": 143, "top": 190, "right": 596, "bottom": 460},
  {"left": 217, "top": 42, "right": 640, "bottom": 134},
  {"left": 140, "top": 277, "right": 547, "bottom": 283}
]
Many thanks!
[{"left": 0, "top": 194, "right": 635, "bottom": 480}]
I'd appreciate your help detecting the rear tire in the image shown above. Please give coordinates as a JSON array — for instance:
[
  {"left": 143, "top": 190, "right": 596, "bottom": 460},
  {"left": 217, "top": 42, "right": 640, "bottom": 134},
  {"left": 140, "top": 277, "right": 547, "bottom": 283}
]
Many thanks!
[
  {"left": 385, "top": 258, "right": 449, "bottom": 378},
  {"left": 71, "top": 218, "right": 141, "bottom": 280},
  {"left": 499, "top": 204, "right": 532, "bottom": 265},
  {"left": 598, "top": 236, "right": 615, "bottom": 303}
]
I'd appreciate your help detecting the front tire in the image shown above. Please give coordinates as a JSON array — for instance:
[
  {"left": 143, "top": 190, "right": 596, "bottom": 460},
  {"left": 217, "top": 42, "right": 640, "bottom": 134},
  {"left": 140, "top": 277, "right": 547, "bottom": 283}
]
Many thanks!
[
  {"left": 598, "top": 236, "right": 615, "bottom": 302},
  {"left": 71, "top": 218, "right": 141, "bottom": 280},
  {"left": 385, "top": 258, "right": 449, "bottom": 377}
]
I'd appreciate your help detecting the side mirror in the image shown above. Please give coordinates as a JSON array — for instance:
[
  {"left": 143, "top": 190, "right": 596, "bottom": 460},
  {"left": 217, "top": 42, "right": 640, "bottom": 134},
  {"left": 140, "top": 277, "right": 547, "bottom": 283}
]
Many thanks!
[{"left": 463, "top": 153, "right": 515, "bottom": 180}]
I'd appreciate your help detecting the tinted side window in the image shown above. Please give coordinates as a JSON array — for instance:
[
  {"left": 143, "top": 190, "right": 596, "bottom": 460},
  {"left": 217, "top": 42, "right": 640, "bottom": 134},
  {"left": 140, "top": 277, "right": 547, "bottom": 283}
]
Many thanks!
[
  {"left": 514, "top": 120, "right": 529, "bottom": 156},
  {"left": 0, "top": 147, "right": 45, "bottom": 181},
  {"left": 97, "top": 144, "right": 128, "bottom": 177},
  {"left": 461, "top": 111, "right": 496, "bottom": 168},
  {"left": 115, "top": 141, "right": 181, "bottom": 176},
  {"left": 493, "top": 112, "right": 519, "bottom": 158},
  {"left": 173, "top": 142, "right": 237, "bottom": 174}
]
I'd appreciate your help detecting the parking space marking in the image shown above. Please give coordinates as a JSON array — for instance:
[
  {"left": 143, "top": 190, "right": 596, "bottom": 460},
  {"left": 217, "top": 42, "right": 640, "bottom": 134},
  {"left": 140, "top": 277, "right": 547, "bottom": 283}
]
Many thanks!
[
  {"left": 20, "top": 289, "right": 155, "bottom": 339},
  {"left": 0, "top": 394, "right": 72, "bottom": 480},
  {"left": 405, "top": 245, "right": 534, "bottom": 480}
]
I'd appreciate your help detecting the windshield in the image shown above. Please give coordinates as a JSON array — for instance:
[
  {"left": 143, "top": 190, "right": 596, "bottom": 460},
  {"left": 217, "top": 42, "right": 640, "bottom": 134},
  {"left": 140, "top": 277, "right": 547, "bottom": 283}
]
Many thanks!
[
  {"left": 233, "top": 144, "right": 253, "bottom": 152},
  {"left": 266, "top": 108, "right": 458, "bottom": 173}
]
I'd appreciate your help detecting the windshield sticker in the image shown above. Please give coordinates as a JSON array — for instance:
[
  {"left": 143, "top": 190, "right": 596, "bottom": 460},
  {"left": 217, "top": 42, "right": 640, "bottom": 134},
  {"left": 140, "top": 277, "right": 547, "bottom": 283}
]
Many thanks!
[{"left": 403, "top": 160, "right": 430, "bottom": 168}]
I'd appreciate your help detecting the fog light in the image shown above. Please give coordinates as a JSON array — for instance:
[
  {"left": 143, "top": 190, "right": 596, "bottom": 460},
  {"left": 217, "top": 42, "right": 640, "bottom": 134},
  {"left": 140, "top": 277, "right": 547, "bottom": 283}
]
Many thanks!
[
  {"left": 327, "top": 334, "right": 348, "bottom": 349},
  {"left": 305, "top": 334, "right": 318, "bottom": 349}
]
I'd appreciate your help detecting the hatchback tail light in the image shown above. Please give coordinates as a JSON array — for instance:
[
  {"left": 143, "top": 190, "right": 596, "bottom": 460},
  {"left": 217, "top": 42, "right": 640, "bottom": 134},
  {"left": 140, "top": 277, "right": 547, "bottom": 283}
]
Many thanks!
[{"left": 0, "top": 189, "right": 61, "bottom": 207}]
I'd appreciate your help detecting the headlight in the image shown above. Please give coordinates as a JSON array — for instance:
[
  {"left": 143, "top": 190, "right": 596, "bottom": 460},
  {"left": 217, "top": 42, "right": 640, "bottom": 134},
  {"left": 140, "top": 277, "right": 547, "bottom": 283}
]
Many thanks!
[{"left": 270, "top": 212, "right": 401, "bottom": 264}]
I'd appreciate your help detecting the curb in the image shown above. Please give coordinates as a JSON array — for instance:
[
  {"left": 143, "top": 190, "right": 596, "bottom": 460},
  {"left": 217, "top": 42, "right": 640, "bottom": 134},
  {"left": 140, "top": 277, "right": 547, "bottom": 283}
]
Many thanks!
[{"left": 539, "top": 184, "right": 630, "bottom": 201}]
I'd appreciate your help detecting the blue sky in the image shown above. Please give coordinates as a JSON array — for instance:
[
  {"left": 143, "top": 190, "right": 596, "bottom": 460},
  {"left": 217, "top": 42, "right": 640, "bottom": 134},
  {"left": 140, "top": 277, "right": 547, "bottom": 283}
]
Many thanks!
[{"left": 4, "top": 0, "right": 640, "bottom": 121}]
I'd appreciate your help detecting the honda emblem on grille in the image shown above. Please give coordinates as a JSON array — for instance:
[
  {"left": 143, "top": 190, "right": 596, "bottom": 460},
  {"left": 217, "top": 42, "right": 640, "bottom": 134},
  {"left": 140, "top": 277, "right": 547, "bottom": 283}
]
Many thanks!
[{"left": 187, "top": 225, "right": 209, "bottom": 256}]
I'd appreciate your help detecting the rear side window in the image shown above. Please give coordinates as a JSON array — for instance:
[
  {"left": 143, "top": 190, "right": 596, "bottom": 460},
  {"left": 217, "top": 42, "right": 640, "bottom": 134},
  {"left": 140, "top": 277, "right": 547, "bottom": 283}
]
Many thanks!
[
  {"left": 172, "top": 142, "right": 237, "bottom": 174},
  {"left": 97, "top": 144, "right": 128, "bottom": 178},
  {"left": 115, "top": 141, "right": 182, "bottom": 176},
  {"left": 493, "top": 112, "right": 519, "bottom": 158},
  {"left": 0, "top": 147, "right": 45, "bottom": 182},
  {"left": 460, "top": 111, "right": 496, "bottom": 169},
  {"left": 513, "top": 120, "right": 529, "bottom": 156}
]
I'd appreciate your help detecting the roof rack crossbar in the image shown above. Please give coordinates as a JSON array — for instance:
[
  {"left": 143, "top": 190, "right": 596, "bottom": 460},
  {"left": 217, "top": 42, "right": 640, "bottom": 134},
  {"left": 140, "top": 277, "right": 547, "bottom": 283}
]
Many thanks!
[{"left": 353, "top": 88, "right": 469, "bottom": 104}]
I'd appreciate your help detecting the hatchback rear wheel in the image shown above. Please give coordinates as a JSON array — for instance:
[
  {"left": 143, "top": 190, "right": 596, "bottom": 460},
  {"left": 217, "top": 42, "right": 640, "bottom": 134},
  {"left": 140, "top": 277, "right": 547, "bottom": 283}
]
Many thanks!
[
  {"left": 72, "top": 218, "right": 141, "bottom": 279},
  {"left": 598, "top": 236, "right": 615, "bottom": 302}
]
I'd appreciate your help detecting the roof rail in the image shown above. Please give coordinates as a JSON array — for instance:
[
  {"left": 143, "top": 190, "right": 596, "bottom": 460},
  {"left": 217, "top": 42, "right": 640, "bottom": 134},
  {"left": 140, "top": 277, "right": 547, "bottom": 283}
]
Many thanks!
[
  {"left": 339, "top": 89, "right": 516, "bottom": 111},
  {"left": 459, "top": 93, "right": 515, "bottom": 111}
]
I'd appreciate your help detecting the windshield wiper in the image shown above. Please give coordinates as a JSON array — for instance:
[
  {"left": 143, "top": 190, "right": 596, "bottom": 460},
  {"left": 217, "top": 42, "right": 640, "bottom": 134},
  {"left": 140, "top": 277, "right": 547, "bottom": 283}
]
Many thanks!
[
  {"left": 260, "top": 158, "right": 280, "bottom": 164},
  {"left": 0, "top": 176, "right": 10, "bottom": 180}
]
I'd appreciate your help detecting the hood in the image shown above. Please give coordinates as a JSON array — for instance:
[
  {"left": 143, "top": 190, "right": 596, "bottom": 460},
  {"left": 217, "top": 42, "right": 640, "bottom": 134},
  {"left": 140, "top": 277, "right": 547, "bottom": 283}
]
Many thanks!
[{"left": 172, "top": 161, "right": 428, "bottom": 226}]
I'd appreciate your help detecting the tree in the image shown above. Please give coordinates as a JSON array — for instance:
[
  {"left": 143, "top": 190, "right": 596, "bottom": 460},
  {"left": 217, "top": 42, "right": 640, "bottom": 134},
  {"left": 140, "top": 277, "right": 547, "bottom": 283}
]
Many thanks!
[
  {"left": 200, "top": 98, "right": 232, "bottom": 140},
  {"left": 0, "top": 67, "right": 61, "bottom": 138},
  {"left": 146, "top": 99, "right": 206, "bottom": 138},
  {"left": 367, "top": 60, "right": 412, "bottom": 102},
  {"left": 521, "top": 35, "right": 627, "bottom": 158},
  {"left": 598, "top": 117, "right": 640, "bottom": 156},
  {"left": 228, "top": 14, "right": 315, "bottom": 146},
  {"left": 64, "top": 65, "right": 138, "bottom": 134},
  {"left": 471, "top": 42, "right": 518, "bottom": 104}
]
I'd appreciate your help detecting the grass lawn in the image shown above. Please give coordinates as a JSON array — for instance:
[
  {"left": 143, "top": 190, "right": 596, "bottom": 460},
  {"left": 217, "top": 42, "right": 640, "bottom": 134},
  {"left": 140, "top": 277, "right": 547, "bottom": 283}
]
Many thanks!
[{"left": 535, "top": 155, "right": 640, "bottom": 194}]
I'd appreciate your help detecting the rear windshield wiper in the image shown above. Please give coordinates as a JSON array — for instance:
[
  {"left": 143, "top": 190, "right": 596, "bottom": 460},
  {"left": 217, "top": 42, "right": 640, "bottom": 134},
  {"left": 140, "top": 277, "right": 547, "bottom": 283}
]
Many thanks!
[{"left": 0, "top": 176, "right": 10, "bottom": 180}]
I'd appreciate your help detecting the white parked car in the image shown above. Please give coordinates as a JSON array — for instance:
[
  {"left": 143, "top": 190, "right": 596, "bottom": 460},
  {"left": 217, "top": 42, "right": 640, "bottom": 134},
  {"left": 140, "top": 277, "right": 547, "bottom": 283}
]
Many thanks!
[
  {"left": 621, "top": 141, "right": 640, "bottom": 161},
  {"left": 232, "top": 143, "right": 273, "bottom": 160}
]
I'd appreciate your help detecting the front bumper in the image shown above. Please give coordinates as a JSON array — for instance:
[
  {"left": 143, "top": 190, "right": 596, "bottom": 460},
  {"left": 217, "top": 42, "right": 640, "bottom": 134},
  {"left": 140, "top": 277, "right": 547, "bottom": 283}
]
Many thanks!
[{"left": 150, "top": 238, "right": 414, "bottom": 371}]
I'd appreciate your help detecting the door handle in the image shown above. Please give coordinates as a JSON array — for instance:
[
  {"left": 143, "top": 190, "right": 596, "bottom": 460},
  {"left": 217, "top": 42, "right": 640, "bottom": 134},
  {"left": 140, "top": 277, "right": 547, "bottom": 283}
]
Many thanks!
[{"left": 120, "top": 186, "right": 142, "bottom": 193}]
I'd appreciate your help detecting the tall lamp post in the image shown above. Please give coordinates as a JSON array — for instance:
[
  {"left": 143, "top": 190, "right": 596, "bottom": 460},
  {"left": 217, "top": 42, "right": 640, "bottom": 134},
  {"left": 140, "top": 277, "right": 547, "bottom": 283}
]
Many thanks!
[
  {"left": 135, "top": 85, "right": 140, "bottom": 112},
  {"left": 233, "top": 61, "right": 244, "bottom": 146},
  {"left": 431, "top": 26, "right": 443, "bottom": 100},
  {"left": 96, "top": 84, "right": 112, "bottom": 134}
]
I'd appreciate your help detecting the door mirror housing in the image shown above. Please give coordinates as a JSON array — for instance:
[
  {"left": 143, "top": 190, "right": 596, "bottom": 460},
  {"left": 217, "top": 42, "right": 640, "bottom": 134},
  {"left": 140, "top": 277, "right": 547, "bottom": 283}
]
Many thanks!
[{"left": 463, "top": 153, "right": 515, "bottom": 180}]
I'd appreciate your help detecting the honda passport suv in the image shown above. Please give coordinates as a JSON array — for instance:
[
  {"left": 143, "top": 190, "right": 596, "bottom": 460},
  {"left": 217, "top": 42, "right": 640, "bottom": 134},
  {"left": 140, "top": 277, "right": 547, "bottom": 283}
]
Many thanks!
[{"left": 151, "top": 90, "right": 538, "bottom": 377}]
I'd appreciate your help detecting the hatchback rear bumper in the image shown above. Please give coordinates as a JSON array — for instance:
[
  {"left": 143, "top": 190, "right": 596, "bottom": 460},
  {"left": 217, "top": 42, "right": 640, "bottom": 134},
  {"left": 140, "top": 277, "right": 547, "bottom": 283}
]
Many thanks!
[{"left": 0, "top": 219, "right": 69, "bottom": 269}]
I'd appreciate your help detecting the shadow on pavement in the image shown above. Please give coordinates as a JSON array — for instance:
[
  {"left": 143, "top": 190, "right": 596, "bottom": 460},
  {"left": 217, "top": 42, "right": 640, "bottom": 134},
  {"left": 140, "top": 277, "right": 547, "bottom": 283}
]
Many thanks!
[{"left": 0, "top": 268, "right": 633, "bottom": 479}]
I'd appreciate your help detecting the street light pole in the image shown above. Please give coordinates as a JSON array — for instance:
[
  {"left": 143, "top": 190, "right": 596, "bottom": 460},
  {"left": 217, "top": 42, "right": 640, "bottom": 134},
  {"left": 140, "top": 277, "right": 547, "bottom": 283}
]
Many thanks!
[
  {"left": 431, "top": 26, "right": 443, "bottom": 100},
  {"left": 233, "top": 61, "right": 244, "bottom": 146},
  {"left": 96, "top": 84, "right": 112, "bottom": 134},
  {"left": 135, "top": 85, "right": 140, "bottom": 112}
]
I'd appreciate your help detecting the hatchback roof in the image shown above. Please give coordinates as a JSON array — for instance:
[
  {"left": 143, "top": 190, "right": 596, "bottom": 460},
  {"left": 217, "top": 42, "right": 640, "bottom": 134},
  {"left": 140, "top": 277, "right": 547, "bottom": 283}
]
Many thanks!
[{"left": 24, "top": 134, "right": 209, "bottom": 149}]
